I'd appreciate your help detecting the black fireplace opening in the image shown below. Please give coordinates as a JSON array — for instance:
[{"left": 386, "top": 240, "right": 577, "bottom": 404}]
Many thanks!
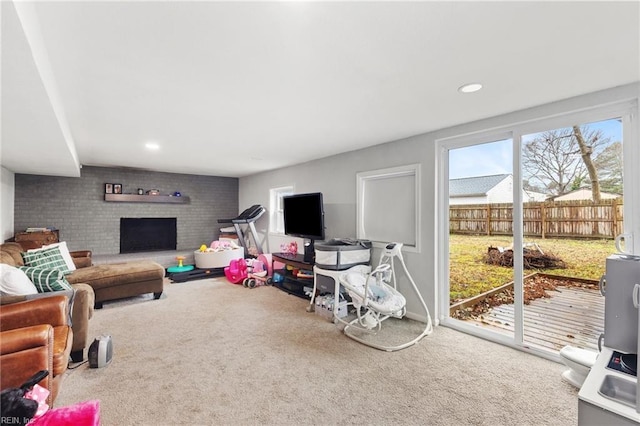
[{"left": 120, "top": 217, "right": 177, "bottom": 254}]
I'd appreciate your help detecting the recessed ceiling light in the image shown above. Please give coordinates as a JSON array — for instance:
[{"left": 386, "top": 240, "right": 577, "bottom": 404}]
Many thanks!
[
  {"left": 145, "top": 142, "right": 160, "bottom": 150},
  {"left": 458, "top": 83, "right": 483, "bottom": 93}
]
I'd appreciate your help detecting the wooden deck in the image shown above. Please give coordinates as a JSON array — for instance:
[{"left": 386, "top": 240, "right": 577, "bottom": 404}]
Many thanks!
[{"left": 469, "top": 286, "right": 604, "bottom": 352}]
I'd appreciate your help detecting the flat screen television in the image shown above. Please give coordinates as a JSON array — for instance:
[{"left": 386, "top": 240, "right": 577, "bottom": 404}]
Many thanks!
[
  {"left": 283, "top": 192, "right": 325, "bottom": 262},
  {"left": 120, "top": 217, "right": 177, "bottom": 254}
]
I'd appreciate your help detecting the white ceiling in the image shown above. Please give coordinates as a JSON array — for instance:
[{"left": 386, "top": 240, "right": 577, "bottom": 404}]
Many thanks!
[{"left": 2, "top": 1, "right": 639, "bottom": 178}]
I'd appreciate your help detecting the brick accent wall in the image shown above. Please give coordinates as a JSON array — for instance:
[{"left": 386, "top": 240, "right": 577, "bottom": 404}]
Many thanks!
[{"left": 14, "top": 166, "right": 238, "bottom": 255}]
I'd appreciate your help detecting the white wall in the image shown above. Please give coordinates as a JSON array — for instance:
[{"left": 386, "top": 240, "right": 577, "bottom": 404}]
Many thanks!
[
  {"left": 524, "top": 190, "right": 548, "bottom": 202},
  {"left": 239, "top": 136, "right": 436, "bottom": 322},
  {"left": 1, "top": 166, "right": 15, "bottom": 241},
  {"left": 239, "top": 82, "right": 640, "bottom": 323},
  {"left": 450, "top": 189, "right": 547, "bottom": 205},
  {"left": 486, "top": 176, "right": 513, "bottom": 204},
  {"left": 554, "top": 188, "right": 620, "bottom": 201},
  {"left": 449, "top": 196, "right": 488, "bottom": 205}
]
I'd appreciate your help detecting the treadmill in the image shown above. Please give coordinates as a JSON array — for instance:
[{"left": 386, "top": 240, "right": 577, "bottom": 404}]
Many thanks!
[
  {"left": 169, "top": 205, "right": 266, "bottom": 283},
  {"left": 218, "top": 204, "right": 265, "bottom": 255}
]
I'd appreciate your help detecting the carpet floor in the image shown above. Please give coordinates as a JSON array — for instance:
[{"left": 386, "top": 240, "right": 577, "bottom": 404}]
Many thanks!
[{"left": 57, "top": 277, "right": 578, "bottom": 425}]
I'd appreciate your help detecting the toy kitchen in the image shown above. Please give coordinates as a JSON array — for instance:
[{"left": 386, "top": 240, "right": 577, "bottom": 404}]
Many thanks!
[{"left": 579, "top": 252, "right": 640, "bottom": 425}]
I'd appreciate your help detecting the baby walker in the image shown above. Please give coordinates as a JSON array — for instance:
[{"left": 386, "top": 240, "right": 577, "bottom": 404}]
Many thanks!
[{"left": 337, "top": 242, "right": 433, "bottom": 352}]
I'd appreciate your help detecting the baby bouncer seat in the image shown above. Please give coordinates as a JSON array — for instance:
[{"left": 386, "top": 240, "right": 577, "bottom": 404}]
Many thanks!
[{"left": 337, "top": 242, "right": 433, "bottom": 351}]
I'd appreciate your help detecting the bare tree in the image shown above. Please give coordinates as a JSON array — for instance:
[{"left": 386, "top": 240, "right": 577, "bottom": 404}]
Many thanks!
[
  {"left": 573, "top": 125, "right": 601, "bottom": 202},
  {"left": 523, "top": 128, "right": 586, "bottom": 196},
  {"left": 522, "top": 125, "right": 611, "bottom": 198}
]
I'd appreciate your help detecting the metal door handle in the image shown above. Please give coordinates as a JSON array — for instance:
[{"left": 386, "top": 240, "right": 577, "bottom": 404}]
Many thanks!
[{"left": 598, "top": 333, "right": 604, "bottom": 352}]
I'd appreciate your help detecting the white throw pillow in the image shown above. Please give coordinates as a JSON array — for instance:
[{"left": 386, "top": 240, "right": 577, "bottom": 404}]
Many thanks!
[
  {"left": 0, "top": 264, "right": 39, "bottom": 296},
  {"left": 29, "top": 241, "right": 76, "bottom": 273}
]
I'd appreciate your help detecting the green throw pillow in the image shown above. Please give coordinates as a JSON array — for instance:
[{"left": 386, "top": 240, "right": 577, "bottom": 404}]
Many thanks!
[
  {"left": 18, "top": 266, "right": 72, "bottom": 292},
  {"left": 21, "top": 246, "right": 73, "bottom": 275}
]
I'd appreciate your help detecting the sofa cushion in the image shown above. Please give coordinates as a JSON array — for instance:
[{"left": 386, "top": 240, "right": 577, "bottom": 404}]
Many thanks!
[
  {"left": 31, "top": 241, "right": 77, "bottom": 273},
  {"left": 66, "top": 261, "right": 164, "bottom": 290},
  {"left": 21, "top": 246, "right": 73, "bottom": 275},
  {"left": 0, "top": 264, "right": 39, "bottom": 296},
  {"left": 19, "top": 267, "right": 73, "bottom": 292}
]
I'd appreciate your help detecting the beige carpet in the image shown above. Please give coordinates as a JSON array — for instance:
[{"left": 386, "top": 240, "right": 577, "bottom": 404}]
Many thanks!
[{"left": 57, "top": 278, "right": 578, "bottom": 425}]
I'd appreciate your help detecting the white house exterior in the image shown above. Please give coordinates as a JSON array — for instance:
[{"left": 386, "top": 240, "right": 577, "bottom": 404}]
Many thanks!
[
  {"left": 552, "top": 188, "right": 621, "bottom": 201},
  {"left": 449, "top": 174, "right": 547, "bottom": 205}
]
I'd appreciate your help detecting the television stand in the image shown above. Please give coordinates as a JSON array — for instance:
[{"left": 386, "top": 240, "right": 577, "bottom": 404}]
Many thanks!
[{"left": 272, "top": 253, "right": 314, "bottom": 299}]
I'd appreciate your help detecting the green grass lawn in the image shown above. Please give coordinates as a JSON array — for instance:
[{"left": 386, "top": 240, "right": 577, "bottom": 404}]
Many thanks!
[{"left": 449, "top": 234, "right": 616, "bottom": 303}]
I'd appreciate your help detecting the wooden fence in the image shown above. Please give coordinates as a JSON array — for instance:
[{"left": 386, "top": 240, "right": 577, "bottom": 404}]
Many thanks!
[{"left": 449, "top": 198, "right": 623, "bottom": 239}]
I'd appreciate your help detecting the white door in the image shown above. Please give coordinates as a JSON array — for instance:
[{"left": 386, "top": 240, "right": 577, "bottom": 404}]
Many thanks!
[{"left": 438, "top": 103, "right": 638, "bottom": 359}]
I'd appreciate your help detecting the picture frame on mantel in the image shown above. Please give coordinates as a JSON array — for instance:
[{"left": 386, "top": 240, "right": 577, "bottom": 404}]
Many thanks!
[
  {"left": 113, "top": 184, "right": 122, "bottom": 194},
  {"left": 105, "top": 183, "right": 113, "bottom": 194}
]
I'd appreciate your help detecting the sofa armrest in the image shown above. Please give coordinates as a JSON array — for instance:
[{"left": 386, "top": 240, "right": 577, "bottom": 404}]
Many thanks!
[
  {"left": 1, "top": 290, "right": 74, "bottom": 306},
  {"left": 0, "top": 289, "right": 74, "bottom": 325},
  {"left": 0, "top": 294, "right": 29, "bottom": 305},
  {"left": 71, "top": 250, "right": 92, "bottom": 268},
  {"left": 0, "top": 324, "right": 53, "bottom": 393},
  {"left": 0, "top": 295, "right": 69, "bottom": 332},
  {"left": 68, "top": 283, "right": 94, "bottom": 357},
  {"left": 0, "top": 324, "right": 53, "bottom": 355}
]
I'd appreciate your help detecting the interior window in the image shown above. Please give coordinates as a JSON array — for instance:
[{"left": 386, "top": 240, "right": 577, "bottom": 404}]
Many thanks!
[{"left": 269, "top": 186, "right": 294, "bottom": 234}]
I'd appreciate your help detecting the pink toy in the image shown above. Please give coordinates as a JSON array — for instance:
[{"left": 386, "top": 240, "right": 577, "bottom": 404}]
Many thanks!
[
  {"left": 280, "top": 241, "right": 298, "bottom": 255},
  {"left": 224, "top": 258, "right": 248, "bottom": 284},
  {"left": 250, "top": 259, "right": 265, "bottom": 274},
  {"left": 257, "top": 254, "right": 273, "bottom": 276},
  {"left": 242, "top": 259, "right": 273, "bottom": 289},
  {"left": 210, "top": 240, "right": 233, "bottom": 251},
  {"left": 24, "top": 384, "right": 49, "bottom": 418},
  {"left": 31, "top": 400, "right": 100, "bottom": 426}
]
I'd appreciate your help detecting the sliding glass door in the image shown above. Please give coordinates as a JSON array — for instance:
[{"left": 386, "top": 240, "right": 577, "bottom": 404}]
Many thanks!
[
  {"left": 438, "top": 102, "right": 637, "bottom": 358},
  {"left": 519, "top": 118, "right": 623, "bottom": 353},
  {"left": 447, "top": 137, "right": 516, "bottom": 343}
]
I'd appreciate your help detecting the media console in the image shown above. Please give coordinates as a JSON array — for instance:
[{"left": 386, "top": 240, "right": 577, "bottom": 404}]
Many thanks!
[{"left": 271, "top": 253, "right": 314, "bottom": 299}]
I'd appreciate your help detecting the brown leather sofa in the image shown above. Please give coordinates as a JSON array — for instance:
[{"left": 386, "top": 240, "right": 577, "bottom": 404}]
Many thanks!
[
  {"left": 1, "top": 242, "right": 164, "bottom": 309},
  {"left": 2, "top": 241, "right": 165, "bottom": 360},
  {"left": 0, "top": 295, "right": 73, "bottom": 405},
  {"left": 66, "top": 258, "right": 165, "bottom": 309},
  {"left": 1, "top": 243, "right": 94, "bottom": 362}
]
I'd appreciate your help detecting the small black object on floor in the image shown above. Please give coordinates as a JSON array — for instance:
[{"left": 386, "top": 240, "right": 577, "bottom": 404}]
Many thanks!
[{"left": 167, "top": 267, "right": 225, "bottom": 283}]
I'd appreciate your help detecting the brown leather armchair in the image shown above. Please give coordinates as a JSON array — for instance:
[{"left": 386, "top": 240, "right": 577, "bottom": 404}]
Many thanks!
[
  {"left": 0, "top": 295, "right": 73, "bottom": 405},
  {"left": 1, "top": 242, "right": 94, "bottom": 362}
]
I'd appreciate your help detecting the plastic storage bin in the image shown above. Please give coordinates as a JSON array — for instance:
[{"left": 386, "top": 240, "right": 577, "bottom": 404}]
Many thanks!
[
  {"left": 194, "top": 247, "right": 244, "bottom": 269},
  {"left": 315, "top": 294, "right": 348, "bottom": 321}
]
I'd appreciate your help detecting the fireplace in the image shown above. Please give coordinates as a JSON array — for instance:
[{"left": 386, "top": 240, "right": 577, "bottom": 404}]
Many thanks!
[{"left": 120, "top": 218, "right": 177, "bottom": 254}]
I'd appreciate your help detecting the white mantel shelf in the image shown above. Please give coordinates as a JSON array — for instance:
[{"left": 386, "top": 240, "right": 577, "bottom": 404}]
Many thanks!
[{"left": 104, "top": 194, "right": 190, "bottom": 204}]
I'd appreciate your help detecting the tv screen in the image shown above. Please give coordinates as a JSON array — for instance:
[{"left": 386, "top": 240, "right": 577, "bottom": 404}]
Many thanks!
[
  {"left": 120, "top": 217, "right": 177, "bottom": 254},
  {"left": 283, "top": 192, "right": 325, "bottom": 241}
]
